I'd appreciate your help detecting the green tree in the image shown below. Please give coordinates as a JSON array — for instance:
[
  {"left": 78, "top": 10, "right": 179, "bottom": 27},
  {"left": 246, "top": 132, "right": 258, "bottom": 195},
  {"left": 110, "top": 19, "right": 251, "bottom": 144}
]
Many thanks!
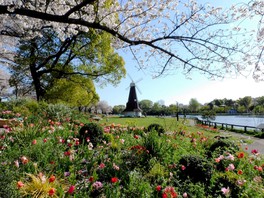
[
  {"left": 150, "top": 102, "right": 162, "bottom": 115},
  {"left": 112, "top": 105, "right": 126, "bottom": 114},
  {"left": 189, "top": 98, "right": 200, "bottom": 113},
  {"left": 256, "top": 96, "right": 264, "bottom": 106},
  {"left": 44, "top": 75, "right": 99, "bottom": 107},
  {"left": 10, "top": 29, "right": 125, "bottom": 103},
  {"left": 139, "top": 100, "right": 153, "bottom": 115},
  {"left": 238, "top": 96, "right": 252, "bottom": 113}
]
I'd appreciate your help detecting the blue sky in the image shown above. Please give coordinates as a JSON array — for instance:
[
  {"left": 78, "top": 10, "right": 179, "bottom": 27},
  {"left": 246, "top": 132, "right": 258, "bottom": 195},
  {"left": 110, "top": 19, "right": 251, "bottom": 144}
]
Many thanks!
[
  {"left": 96, "top": 0, "right": 264, "bottom": 107},
  {"left": 96, "top": 51, "right": 264, "bottom": 107}
]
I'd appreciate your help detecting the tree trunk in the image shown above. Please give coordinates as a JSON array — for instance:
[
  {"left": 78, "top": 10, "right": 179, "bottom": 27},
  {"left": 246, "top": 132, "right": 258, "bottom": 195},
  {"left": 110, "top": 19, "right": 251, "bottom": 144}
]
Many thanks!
[{"left": 29, "top": 41, "right": 45, "bottom": 101}]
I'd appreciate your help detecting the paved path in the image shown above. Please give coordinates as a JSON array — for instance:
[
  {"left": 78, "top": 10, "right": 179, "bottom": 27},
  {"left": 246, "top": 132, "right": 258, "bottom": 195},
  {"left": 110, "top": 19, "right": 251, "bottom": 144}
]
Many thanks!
[
  {"left": 188, "top": 119, "right": 264, "bottom": 155},
  {"left": 219, "top": 130, "right": 264, "bottom": 155}
]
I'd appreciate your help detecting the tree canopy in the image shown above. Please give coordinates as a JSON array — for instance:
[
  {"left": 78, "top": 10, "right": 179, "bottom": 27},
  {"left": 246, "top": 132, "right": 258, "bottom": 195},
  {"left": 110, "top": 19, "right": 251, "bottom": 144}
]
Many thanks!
[
  {"left": 8, "top": 28, "right": 125, "bottom": 102},
  {"left": 0, "top": 0, "right": 263, "bottom": 80}
]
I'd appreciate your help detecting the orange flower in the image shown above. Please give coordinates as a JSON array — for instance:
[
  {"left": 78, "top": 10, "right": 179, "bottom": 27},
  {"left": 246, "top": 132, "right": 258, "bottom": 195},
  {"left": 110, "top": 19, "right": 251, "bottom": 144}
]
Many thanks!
[
  {"left": 237, "top": 152, "right": 244, "bottom": 158},
  {"left": 17, "top": 181, "right": 24, "bottom": 188},
  {"left": 162, "top": 186, "right": 178, "bottom": 198},
  {"left": 237, "top": 170, "right": 243, "bottom": 175},
  {"left": 20, "top": 156, "right": 29, "bottom": 164},
  {"left": 48, "top": 188, "right": 56, "bottom": 196},
  {"left": 49, "top": 175, "right": 56, "bottom": 183}
]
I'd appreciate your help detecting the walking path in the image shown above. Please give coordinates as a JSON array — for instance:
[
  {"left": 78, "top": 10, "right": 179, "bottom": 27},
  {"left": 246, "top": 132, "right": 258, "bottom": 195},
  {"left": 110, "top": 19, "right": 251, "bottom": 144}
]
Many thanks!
[{"left": 188, "top": 119, "right": 264, "bottom": 155}]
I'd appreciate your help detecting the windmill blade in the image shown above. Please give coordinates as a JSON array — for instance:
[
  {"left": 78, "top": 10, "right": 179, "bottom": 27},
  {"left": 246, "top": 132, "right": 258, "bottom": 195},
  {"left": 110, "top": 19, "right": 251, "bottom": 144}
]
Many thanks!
[
  {"left": 127, "top": 73, "right": 134, "bottom": 82},
  {"left": 136, "top": 85, "right": 142, "bottom": 94},
  {"left": 135, "top": 78, "right": 143, "bottom": 84}
]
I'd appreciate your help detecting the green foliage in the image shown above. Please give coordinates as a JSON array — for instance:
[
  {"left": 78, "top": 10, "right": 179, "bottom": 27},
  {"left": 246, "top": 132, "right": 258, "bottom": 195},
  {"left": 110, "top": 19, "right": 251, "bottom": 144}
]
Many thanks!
[
  {"left": 210, "top": 173, "right": 242, "bottom": 198},
  {"left": 147, "top": 123, "right": 165, "bottom": 135},
  {"left": 44, "top": 103, "right": 73, "bottom": 122},
  {"left": 79, "top": 122, "right": 104, "bottom": 146},
  {"left": 11, "top": 26, "right": 125, "bottom": 103},
  {"left": 201, "top": 110, "right": 216, "bottom": 121},
  {"left": 123, "top": 171, "right": 153, "bottom": 198},
  {"left": 178, "top": 155, "right": 213, "bottom": 183},
  {"left": 208, "top": 139, "right": 239, "bottom": 157},
  {"left": 45, "top": 76, "right": 99, "bottom": 107},
  {"left": 189, "top": 98, "right": 200, "bottom": 113},
  {"left": 0, "top": 166, "right": 20, "bottom": 197},
  {"left": 1, "top": 109, "right": 264, "bottom": 197}
]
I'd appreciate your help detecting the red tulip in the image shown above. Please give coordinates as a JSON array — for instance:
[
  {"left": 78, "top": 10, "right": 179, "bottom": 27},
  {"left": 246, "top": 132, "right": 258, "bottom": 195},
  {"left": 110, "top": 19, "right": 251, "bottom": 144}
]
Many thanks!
[
  {"left": 49, "top": 175, "right": 56, "bottom": 183},
  {"left": 68, "top": 185, "right": 75, "bottom": 194},
  {"left": 48, "top": 188, "right": 56, "bottom": 196},
  {"left": 111, "top": 177, "right": 119, "bottom": 183}
]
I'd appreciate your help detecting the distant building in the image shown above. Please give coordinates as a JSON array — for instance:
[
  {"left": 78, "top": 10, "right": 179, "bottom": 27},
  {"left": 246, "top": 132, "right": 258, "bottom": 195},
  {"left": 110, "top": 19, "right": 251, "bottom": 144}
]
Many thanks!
[{"left": 228, "top": 109, "right": 237, "bottom": 114}]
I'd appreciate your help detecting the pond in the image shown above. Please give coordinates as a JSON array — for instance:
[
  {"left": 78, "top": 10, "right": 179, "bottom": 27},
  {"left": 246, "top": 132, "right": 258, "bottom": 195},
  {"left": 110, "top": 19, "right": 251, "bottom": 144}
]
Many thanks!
[{"left": 189, "top": 115, "right": 264, "bottom": 127}]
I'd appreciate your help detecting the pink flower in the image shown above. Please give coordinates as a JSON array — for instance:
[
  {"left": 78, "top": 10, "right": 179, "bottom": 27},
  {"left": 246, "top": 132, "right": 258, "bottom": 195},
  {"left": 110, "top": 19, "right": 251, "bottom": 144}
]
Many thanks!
[
  {"left": 113, "top": 163, "right": 120, "bottom": 171},
  {"left": 17, "top": 181, "right": 24, "bottom": 188},
  {"left": 68, "top": 185, "right": 75, "bottom": 194},
  {"left": 221, "top": 187, "right": 230, "bottom": 196},
  {"left": 162, "top": 186, "right": 177, "bottom": 198},
  {"left": 181, "top": 165, "right": 186, "bottom": 171},
  {"left": 226, "top": 164, "right": 235, "bottom": 171},
  {"left": 14, "top": 160, "right": 19, "bottom": 168},
  {"left": 183, "top": 192, "right": 188, "bottom": 198},
  {"left": 92, "top": 181, "right": 103, "bottom": 190},
  {"left": 120, "top": 139, "right": 125, "bottom": 144},
  {"left": 225, "top": 154, "right": 234, "bottom": 161},
  {"left": 99, "top": 163, "right": 105, "bottom": 169},
  {"left": 251, "top": 149, "right": 259, "bottom": 155},
  {"left": 236, "top": 179, "right": 246, "bottom": 186},
  {"left": 32, "top": 139, "right": 37, "bottom": 145}
]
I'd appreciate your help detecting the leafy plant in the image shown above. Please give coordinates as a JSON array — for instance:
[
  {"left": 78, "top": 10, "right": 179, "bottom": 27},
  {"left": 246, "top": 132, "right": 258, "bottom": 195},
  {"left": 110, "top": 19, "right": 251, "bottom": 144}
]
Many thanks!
[
  {"left": 147, "top": 123, "right": 165, "bottom": 135},
  {"left": 208, "top": 139, "right": 239, "bottom": 157},
  {"left": 79, "top": 122, "right": 104, "bottom": 146},
  {"left": 17, "top": 173, "right": 68, "bottom": 198},
  {"left": 178, "top": 155, "right": 213, "bottom": 183},
  {"left": 44, "top": 103, "right": 73, "bottom": 122}
]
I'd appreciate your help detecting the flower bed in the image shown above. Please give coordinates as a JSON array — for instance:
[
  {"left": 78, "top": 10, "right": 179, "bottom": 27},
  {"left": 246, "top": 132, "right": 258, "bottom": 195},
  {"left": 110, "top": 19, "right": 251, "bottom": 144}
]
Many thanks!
[
  {"left": 0, "top": 116, "right": 263, "bottom": 197},
  {"left": 0, "top": 119, "right": 21, "bottom": 128}
]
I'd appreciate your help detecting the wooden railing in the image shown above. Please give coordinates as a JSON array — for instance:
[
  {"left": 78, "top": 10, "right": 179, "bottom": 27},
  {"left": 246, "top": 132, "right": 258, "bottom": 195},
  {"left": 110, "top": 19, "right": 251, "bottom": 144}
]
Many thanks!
[{"left": 196, "top": 118, "right": 258, "bottom": 133}]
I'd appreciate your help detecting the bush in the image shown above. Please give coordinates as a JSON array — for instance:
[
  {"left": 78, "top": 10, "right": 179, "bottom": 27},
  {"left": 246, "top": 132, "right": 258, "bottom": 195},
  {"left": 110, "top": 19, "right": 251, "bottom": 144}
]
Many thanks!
[
  {"left": 79, "top": 122, "right": 104, "bottom": 146},
  {"left": 147, "top": 123, "right": 165, "bottom": 135},
  {"left": 44, "top": 103, "right": 73, "bottom": 122},
  {"left": 178, "top": 155, "right": 213, "bottom": 183},
  {"left": 208, "top": 139, "right": 239, "bottom": 157}
]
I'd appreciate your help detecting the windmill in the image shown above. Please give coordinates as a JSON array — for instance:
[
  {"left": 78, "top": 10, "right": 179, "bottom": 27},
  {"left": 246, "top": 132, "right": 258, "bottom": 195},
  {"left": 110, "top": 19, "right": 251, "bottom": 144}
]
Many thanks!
[{"left": 123, "top": 74, "right": 143, "bottom": 117}]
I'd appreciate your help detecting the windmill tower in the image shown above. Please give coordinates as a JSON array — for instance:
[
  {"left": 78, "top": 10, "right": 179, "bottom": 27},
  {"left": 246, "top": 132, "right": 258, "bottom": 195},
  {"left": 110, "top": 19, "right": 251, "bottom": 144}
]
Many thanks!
[{"left": 123, "top": 75, "right": 142, "bottom": 117}]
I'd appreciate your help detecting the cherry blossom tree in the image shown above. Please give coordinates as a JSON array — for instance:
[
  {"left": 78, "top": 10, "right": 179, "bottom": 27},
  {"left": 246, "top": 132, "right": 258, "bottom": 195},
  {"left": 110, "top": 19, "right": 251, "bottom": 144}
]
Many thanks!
[
  {"left": 0, "top": 68, "right": 10, "bottom": 99},
  {"left": 0, "top": 0, "right": 263, "bottom": 80}
]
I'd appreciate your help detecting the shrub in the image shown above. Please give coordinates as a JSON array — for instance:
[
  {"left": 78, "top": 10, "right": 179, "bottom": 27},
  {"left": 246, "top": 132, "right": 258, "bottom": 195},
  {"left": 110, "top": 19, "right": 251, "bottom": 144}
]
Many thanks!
[
  {"left": 79, "top": 122, "right": 104, "bottom": 146},
  {"left": 147, "top": 123, "right": 165, "bottom": 135},
  {"left": 210, "top": 173, "right": 241, "bottom": 198},
  {"left": 44, "top": 103, "right": 73, "bottom": 122},
  {"left": 178, "top": 155, "right": 213, "bottom": 183},
  {"left": 208, "top": 139, "right": 239, "bottom": 157}
]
